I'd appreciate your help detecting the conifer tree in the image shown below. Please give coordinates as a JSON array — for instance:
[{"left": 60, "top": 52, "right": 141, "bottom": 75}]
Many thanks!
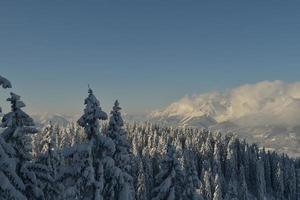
[
  {"left": 224, "top": 178, "right": 238, "bottom": 200},
  {"left": 0, "top": 76, "right": 24, "bottom": 199},
  {"left": 275, "top": 161, "right": 284, "bottom": 200},
  {"left": 213, "top": 174, "right": 223, "bottom": 200},
  {"left": 203, "top": 169, "right": 212, "bottom": 200},
  {"left": 256, "top": 159, "right": 266, "bottom": 200},
  {"left": 107, "top": 100, "right": 135, "bottom": 200},
  {"left": 36, "top": 123, "right": 61, "bottom": 199},
  {"left": 136, "top": 156, "right": 147, "bottom": 200},
  {"left": 239, "top": 166, "right": 248, "bottom": 200},
  {"left": 182, "top": 149, "right": 203, "bottom": 200},
  {"left": 1, "top": 92, "right": 47, "bottom": 199},
  {"left": 151, "top": 144, "right": 183, "bottom": 200},
  {"left": 108, "top": 100, "right": 131, "bottom": 172},
  {"left": 0, "top": 75, "right": 12, "bottom": 113},
  {"left": 77, "top": 87, "right": 107, "bottom": 140},
  {"left": 0, "top": 133, "right": 27, "bottom": 199},
  {"left": 60, "top": 87, "right": 108, "bottom": 199}
]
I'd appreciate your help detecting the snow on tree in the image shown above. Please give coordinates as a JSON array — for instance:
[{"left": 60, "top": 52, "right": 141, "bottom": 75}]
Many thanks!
[
  {"left": 238, "top": 166, "right": 248, "bottom": 200},
  {"left": 212, "top": 134, "right": 225, "bottom": 196},
  {"left": 225, "top": 136, "right": 238, "bottom": 180},
  {"left": 141, "top": 147, "right": 155, "bottom": 200},
  {"left": 256, "top": 159, "right": 266, "bottom": 200},
  {"left": 53, "top": 119, "right": 300, "bottom": 200},
  {"left": 99, "top": 135, "right": 118, "bottom": 200},
  {"left": 1, "top": 93, "right": 38, "bottom": 160},
  {"left": 262, "top": 150, "right": 272, "bottom": 194},
  {"left": 212, "top": 133, "right": 223, "bottom": 176},
  {"left": 35, "top": 123, "right": 62, "bottom": 199},
  {"left": 151, "top": 144, "right": 184, "bottom": 200},
  {"left": 107, "top": 100, "right": 135, "bottom": 200},
  {"left": 296, "top": 169, "right": 300, "bottom": 200},
  {"left": 77, "top": 87, "right": 107, "bottom": 140},
  {"left": 1, "top": 92, "right": 48, "bottom": 199},
  {"left": 59, "top": 143, "right": 96, "bottom": 199},
  {"left": 0, "top": 135, "right": 27, "bottom": 200},
  {"left": 285, "top": 159, "right": 297, "bottom": 200},
  {"left": 224, "top": 178, "right": 238, "bottom": 200},
  {"left": 275, "top": 161, "right": 285, "bottom": 199},
  {"left": 203, "top": 169, "right": 212, "bottom": 200},
  {"left": 200, "top": 131, "right": 214, "bottom": 162},
  {"left": 76, "top": 89, "right": 121, "bottom": 200},
  {"left": 182, "top": 149, "right": 203, "bottom": 200},
  {"left": 71, "top": 123, "right": 85, "bottom": 146},
  {"left": 1, "top": 87, "right": 299, "bottom": 200},
  {"left": 0, "top": 75, "right": 11, "bottom": 113},
  {"left": 107, "top": 100, "right": 131, "bottom": 171},
  {"left": 136, "top": 156, "right": 147, "bottom": 200},
  {"left": 59, "top": 87, "right": 109, "bottom": 199},
  {"left": 213, "top": 174, "right": 223, "bottom": 200},
  {"left": 60, "top": 125, "right": 74, "bottom": 149},
  {"left": 0, "top": 75, "right": 12, "bottom": 89}
]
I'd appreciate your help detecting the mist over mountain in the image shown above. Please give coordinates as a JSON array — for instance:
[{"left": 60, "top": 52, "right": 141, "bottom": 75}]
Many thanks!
[
  {"left": 149, "top": 81, "right": 300, "bottom": 157},
  {"left": 31, "top": 113, "right": 77, "bottom": 128}
]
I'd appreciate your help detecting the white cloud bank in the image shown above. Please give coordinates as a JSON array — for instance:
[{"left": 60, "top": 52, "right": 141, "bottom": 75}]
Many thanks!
[{"left": 152, "top": 80, "right": 300, "bottom": 126}]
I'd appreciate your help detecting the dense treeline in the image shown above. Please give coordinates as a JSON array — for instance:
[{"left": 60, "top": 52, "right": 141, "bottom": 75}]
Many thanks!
[
  {"left": 31, "top": 121, "right": 300, "bottom": 200},
  {"left": 1, "top": 75, "right": 300, "bottom": 200}
]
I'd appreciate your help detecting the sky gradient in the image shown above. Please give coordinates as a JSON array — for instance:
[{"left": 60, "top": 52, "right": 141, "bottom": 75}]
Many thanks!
[{"left": 1, "top": 0, "right": 300, "bottom": 115}]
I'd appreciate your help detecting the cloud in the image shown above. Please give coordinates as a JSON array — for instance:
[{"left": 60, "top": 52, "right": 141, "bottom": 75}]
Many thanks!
[{"left": 152, "top": 80, "right": 300, "bottom": 126}]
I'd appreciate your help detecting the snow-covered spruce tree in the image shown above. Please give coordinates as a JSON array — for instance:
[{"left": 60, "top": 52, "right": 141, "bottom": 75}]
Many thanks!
[
  {"left": 60, "top": 87, "right": 108, "bottom": 199},
  {"left": 238, "top": 166, "right": 248, "bottom": 200},
  {"left": 225, "top": 136, "right": 238, "bottom": 180},
  {"left": 79, "top": 88, "right": 107, "bottom": 199},
  {"left": 224, "top": 177, "right": 238, "bottom": 200},
  {"left": 285, "top": 157, "right": 297, "bottom": 200},
  {"left": 78, "top": 87, "right": 107, "bottom": 140},
  {"left": 60, "top": 141, "right": 96, "bottom": 199},
  {"left": 0, "top": 75, "right": 12, "bottom": 113},
  {"left": 0, "top": 77, "right": 29, "bottom": 200},
  {"left": 60, "top": 125, "right": 74, "bottom": 149},
  {"left": 141, "top": 147, "right": 155, "bottom": 200},
  {"left": 136, "top": 156, "right": 147, "bottom": 200},
  {"left": 213, "top": 174, "right": 223, "bottom": 200},
  {"left": 71, "top": 123, "right": 85, "bottom": 146},
  {"left": 256, "top": 159, "right": 266, "bottom": 200},
  {"left": 107, "top": 100, "right": 135, "bottom": 200},
  {"left": 1, "top": 92, "right": 50, "bottom": 199},
  {"left": 0, "top": 131, "right": 27, "bottom": 199},
  {"left": 0, "top": 75, "right": 11, "bottom": 89},
  {"left": 151, "top": 144, "right": 184, "bottom": 200},
  {"left": 275, "top": 161, "right": 285, "bottom": 200},
  {"left": 212, "top": 133, "right": 225, "bottom": 196},
  {"left": 203, "top": 169, "right": 213, "bottom": 200},
  {"left": 261, "top": 149, "right": 272, "bottom": 194},
  {"left": 182, "top": 149, "right": 203, "bottom": 200},
  {"left": 35, "top": 123, "right": 62, "bottom": 199}
]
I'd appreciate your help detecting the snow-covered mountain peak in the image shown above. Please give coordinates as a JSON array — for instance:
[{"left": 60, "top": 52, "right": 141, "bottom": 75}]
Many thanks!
[
  {"left": 148, "top": 81, "right": 300, "bottom": 156},
  {"left": 151, "top": 81, "right": 300, "bottom": 127}
]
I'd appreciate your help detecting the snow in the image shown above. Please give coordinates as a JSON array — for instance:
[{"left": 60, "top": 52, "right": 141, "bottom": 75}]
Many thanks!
[
  {"left": 150, "top": 80, "right": 300, "bottom": 126},
  {"left": 0, "top": 75, "right": 12, "bottom": 89},
  {"left": 1, "top": 77, "right": 299, "bottom": 199},
  {"left": 149, "top": 81, "right": 300, "bottom": 157}
]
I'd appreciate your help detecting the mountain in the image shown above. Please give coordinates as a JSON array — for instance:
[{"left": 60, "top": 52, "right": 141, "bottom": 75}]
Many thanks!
[
  {"left": 148, "top": 81, "right": 300, "bottom": 157},
  {"left": 31, "top": 113, "right": 76, "bottom": 128}
]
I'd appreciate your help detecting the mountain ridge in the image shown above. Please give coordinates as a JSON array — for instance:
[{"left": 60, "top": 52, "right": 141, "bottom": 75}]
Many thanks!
[{"left": 148, "top": 81, "right": 300, "bottom": 157}]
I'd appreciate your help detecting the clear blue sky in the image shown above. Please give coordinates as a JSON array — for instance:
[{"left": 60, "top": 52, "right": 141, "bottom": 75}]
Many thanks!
[{"left": 1, "top": 0, "right": 300, "bottom": 115}]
